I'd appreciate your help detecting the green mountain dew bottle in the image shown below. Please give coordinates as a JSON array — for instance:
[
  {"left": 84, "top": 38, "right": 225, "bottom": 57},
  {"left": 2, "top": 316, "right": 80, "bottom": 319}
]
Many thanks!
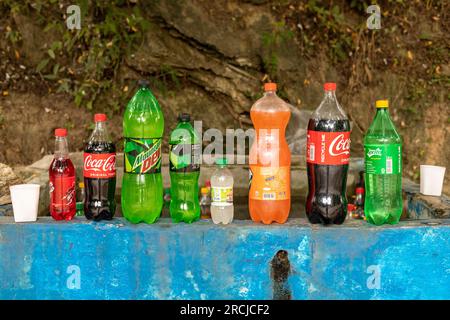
[
  {"left": 121, "top": 80, "right": 164, "bottom": 224},
  {"left": 169, "top": 113, "right": 201, "bottom": 223},
  {"left": 364, "top": 100, "right": 403, "bottom": 225}
]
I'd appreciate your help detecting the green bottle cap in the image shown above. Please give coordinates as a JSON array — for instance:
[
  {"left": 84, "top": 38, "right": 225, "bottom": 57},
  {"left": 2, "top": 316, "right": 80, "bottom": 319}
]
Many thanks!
[
  {"left": 178, "top": 113, "right": 191, "bottom": 122},
  {"left": 138, "top": 79, "right": 149, "bottom": 88},
  {"left": 216, "top": 158, "right": 228, "bottom": 166}
]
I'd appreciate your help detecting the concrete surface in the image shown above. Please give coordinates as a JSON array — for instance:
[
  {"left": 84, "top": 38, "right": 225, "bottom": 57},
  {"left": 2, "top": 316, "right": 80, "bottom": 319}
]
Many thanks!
[{"left": 1, "top": 216, "right": 450, "bottom": 300}]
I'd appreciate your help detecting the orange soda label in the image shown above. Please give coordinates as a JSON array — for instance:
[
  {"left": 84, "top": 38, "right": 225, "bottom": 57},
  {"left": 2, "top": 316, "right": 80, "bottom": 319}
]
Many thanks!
[{"left": 249, "top": 166, "right": 290, "bottom": 201}]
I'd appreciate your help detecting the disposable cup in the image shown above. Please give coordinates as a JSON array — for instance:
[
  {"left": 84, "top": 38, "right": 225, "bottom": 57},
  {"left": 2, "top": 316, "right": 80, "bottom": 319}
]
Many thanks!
[
  {"left": 420, "top": 165, "right": 446, "bottom": 196},
  {"left": 9, "top": 184, "right": 40, "bottom": 222}
]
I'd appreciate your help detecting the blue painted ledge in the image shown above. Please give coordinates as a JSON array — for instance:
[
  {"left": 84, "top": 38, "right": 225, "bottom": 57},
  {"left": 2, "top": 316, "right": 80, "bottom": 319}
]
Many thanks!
[{"left": 1, "top": 216, "right": 450, "bottom": 300}]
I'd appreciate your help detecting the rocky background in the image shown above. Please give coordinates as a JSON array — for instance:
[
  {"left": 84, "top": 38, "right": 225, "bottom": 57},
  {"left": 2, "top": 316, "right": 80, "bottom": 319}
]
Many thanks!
[{"left": 0, "top": 0, "right": 449, "bottom": 194}]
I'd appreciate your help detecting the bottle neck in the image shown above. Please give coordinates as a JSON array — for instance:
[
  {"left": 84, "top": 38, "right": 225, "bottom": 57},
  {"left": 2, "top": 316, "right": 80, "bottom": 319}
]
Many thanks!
[
  {"left": 324, "top": 90, "right": 336, "bottom": 100},
  {"left": 91, "top": 121, "right": 111, "bottom": 142},
  {"left": 376, "top": 107, "right": 389, "bottom": 114},
  {"left": 96, "top": 121, "right": 106, "bottom": 131},
  {"left": 54, "top": 137, "right": 69, "bottom": 159},
  {"left": 374, "top": 107, "right": 390, "bottom": 122}
]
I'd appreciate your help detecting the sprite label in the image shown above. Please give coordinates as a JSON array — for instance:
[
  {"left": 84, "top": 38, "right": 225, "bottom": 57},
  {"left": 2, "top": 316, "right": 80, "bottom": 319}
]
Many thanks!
[
  {"left": 365, "top": 144, "right": 401, "bottom": 175},
  {"left": 169, "top": 144, "right": 201, "bottom": 172},
  {"left": 124, "top": 138, "right": 162, "bottom": 174}
]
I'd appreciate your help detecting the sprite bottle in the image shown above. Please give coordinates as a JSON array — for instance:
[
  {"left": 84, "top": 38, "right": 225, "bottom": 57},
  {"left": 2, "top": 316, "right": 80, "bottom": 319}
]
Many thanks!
[
  {"left": 169, "top": 113, "right": 201, "bottom": 223},
  {"left": 121, "top": 80, "right": 164, "bottom": 224},
  {"left": 364, "top": 100, "right": 403, "bottom": 225}
]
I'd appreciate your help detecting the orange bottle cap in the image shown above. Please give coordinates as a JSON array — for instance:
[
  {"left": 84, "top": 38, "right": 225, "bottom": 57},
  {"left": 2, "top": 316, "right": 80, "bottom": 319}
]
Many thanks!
[{"left": 264, "top": 82, "right": 277, "bottom": 92}]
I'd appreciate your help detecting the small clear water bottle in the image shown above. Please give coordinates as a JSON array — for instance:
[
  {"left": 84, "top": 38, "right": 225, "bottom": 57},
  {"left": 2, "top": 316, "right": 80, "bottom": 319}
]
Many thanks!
[{"left": 211, "top": 158, "right": 234, "bottom": 224}]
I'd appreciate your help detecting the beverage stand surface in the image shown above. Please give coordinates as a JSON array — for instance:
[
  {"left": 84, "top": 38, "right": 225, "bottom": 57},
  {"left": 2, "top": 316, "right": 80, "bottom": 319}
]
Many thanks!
[{"left": 0, "top": 154, "right": 449, "bottom": 299}]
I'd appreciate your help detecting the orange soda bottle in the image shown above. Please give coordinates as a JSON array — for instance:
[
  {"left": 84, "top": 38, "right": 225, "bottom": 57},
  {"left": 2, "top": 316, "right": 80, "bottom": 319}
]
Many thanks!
[{"left": 249, "top": 82, "right": 291, "bottom": 224}]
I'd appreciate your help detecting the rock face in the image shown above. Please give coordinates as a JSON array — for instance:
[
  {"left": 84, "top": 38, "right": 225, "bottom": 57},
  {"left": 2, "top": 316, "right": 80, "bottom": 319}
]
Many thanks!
[{"left": 0, "top": 163, "right": 23, "bottom": 205}]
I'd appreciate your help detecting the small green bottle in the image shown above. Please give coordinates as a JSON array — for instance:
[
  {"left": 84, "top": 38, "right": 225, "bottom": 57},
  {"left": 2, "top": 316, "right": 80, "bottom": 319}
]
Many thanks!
[
  {"left": 364, "top": 100, "right": 403, "bottom": 225},
  {"left": 169, "top": 113, "right": 201, "bottom": 223},
  {"left": 76, "top": 182, "right": 85, "bottom": 216}
]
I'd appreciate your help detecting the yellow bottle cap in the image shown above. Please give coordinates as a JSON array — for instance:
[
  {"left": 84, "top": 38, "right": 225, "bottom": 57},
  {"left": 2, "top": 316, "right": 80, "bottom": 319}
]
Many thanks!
[
  {"left": 78, "top": 182, "right": 84, "bottom": 188},
  {"left": 376, "top": 100, "right": 389, "bottom": 108},
  {"left": 201, "top": 187, "right": 208, "bottom": 194}
]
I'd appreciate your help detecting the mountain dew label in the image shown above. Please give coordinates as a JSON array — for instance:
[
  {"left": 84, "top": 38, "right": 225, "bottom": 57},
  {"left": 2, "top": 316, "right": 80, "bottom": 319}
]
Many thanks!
[
  {"left": 365, "top": 144, "right": 402, "bottom": 175},
  {"left": 124, "top": 138, "right": 162, "bottom": 174},
  {"left": 169, "top": 144, "right": 201, "bottom": 172}
]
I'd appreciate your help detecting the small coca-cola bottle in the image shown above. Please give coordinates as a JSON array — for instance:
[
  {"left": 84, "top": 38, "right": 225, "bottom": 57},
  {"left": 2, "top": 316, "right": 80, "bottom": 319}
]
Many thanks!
[
  {"left": 49, "top": 128, "right": 76, "bottom": 220},
  {"left": 83, "top": 113, "right": 116, "bottom": 221}
]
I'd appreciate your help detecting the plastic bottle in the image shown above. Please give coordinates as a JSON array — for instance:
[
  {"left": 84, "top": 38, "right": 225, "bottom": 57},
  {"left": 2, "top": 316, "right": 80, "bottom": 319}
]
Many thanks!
[
  {"left": 306, "top": 82, "right": 351, "bottom": 225},
  {"left": 364, "top": 100, "right": 403, "bottom": 225},
  {"left": 122, "top": 80, "right": 164, "bottom": 224},
  {"left": 76, "top": 182, "right": 85, "bottom": 216},
  {"left": 211, "top": 158, "right": 234, "bottom": 224},
  {"left": 83, "top": 113, "right": 116, "bottom": 221},
  {"left": 49, "top": 128, "right": 76, "bottom": 220},
  {"left": 163, "top": 187, "right": 171, "bottom": 210},
  {"left": 169, "top": 113, "right": 201, "bottom": 223},
  {"left": 249, "top": 82, "right": 291, "bottom": 224},
  {"left": 199, "top": 187, "right": 211, "bottom": 219}
]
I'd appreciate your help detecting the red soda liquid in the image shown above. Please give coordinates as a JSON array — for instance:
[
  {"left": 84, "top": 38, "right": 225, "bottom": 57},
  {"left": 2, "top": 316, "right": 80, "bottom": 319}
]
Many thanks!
[{"left": 49, "top": 129, "right": 76, "bottom": 221}]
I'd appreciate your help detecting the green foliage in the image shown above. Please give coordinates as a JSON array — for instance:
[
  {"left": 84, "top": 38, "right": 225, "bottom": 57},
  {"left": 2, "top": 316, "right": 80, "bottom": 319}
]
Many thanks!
[
  {"left": 261, "top": 21, "right": 294, "bottom": 77},
  {"left": 305, "top": 0, "right": 354, "bottom": 62},
  {"left": 2, "top": 0, "right": 151, "bottom": 112},
  {"left": 349, "top": 0, "right": 406, "bottom": 13}
]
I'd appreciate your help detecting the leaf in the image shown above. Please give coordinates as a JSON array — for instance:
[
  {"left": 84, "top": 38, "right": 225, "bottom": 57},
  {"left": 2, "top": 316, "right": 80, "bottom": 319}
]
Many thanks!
[
  {"left": 43, "top": 74, "right": 58, "bottom": 80},
  {"left": 407, "top": 50, "right": 414, "bottom": 61},
  {"left": 47, "top": 49, "right": 55, "bottom": 59},
  {"left": 419, "top": 33, "right": 433, "bottom": 41},
  {"left": 75, "top": 92, "right": 83, "bottom": 107},
  {"left": 36, "top": 58, "right": 49, "bottom": 73},
  {"left": 52, "top": 64, "right": 60, "bottom": 75},
  {"left": 51, "top": 41, "right": 62, "bottom": 51}
]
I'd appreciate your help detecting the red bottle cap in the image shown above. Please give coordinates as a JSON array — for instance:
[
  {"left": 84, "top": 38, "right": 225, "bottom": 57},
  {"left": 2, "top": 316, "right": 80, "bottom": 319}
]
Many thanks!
[
  {"left": 54, "top": 128, "right": 67, "bottom": 137},
  {"left": 347, "top": 204, "right": 356, "bottom": 212},
  {"left": 94, "top": 113, "right": 107, "bottom": 122},
  {"left": 324, "top": 82, "right": 336, "bottom": 91},
  {"left": 264, "top": 82, "right": 277, "bottom": 92},
  {"left": 356, "top": 187, "right": 364, "bottom": 194}
]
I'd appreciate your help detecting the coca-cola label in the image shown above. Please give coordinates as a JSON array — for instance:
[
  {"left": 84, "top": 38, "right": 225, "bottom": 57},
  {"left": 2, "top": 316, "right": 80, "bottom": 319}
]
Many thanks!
[
  {"left": 83, "top": 153, "right": 116, "bottom": 178},
  {"left": 307, "top": 130, "right": 351, "bottom": 165}
]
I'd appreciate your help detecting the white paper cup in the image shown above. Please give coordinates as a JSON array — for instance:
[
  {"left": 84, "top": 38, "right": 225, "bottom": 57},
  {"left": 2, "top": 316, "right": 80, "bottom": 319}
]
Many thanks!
[
  {"left": 420, "top": 165, "right": 446, "bottom": 196},
  {"left": 9, "top": 184, "right": 40, "bottom": 222}
]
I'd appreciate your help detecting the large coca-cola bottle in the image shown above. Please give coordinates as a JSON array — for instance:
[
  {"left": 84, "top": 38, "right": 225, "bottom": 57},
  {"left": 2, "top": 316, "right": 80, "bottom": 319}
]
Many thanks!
[
  {"left": 306, "top": 82, "right": 351, "bottom": 225},
  {"left": 83, "top": 113, "right": 116, "bottom": 221}
]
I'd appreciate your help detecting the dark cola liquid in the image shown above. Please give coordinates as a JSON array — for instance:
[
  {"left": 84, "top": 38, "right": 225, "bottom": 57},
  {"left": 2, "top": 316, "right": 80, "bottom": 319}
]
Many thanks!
[
  {"left": 84, "top": 141, "right": 116, "bottom": 221},
  {"left": 306, "top": 118, "right": 350, "bottom": 225}
]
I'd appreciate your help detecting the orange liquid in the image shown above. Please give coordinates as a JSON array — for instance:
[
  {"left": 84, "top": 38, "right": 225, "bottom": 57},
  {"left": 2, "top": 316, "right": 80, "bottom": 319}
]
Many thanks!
[{"left": 249, "top": 110, "right": 291, "bottom": 224}]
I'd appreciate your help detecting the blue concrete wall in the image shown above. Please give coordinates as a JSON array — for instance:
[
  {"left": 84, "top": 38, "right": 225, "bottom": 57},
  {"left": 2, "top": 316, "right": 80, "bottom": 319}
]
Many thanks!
[{"left": 1, "top": 217, "right": 450, "bottom": 300}]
